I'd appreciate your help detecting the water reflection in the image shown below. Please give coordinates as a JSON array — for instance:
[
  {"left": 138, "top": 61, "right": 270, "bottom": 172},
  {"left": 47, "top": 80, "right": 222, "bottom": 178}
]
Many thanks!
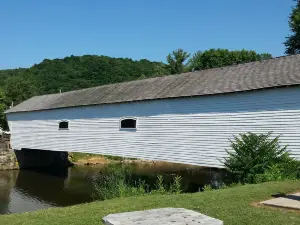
[
  {"left": 0, "top": 163, "right": 228, "bottom": 214},
  {"left": 0, "top": 167, "right": 94, "bottom": 214}
]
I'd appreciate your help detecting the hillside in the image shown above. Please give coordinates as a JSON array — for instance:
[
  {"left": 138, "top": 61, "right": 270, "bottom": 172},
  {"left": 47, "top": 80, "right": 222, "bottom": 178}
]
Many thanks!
[
  {"left": 0, "top": 55, "right": 168, "bottom": 106},
  {"left": 0, "top": 49, "right": 272, "bottom": 130}
]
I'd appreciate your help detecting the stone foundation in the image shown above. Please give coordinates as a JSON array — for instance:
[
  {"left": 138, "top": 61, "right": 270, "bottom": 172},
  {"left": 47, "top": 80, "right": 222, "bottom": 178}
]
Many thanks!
[
  {"left": 0, "top": 133, "right": 69, "bottom": 170},
  {"left": 0, "top": 151, "right": 19, "bottom": 170},
  {"left": 0, "top": 133, "right": 18, "bottom": 170}
]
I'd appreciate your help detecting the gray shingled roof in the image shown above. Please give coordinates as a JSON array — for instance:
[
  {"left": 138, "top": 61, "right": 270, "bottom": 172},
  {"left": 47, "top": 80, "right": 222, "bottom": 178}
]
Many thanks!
[{"left": 5, "top": 54, "right": 300, "bottom": 114}]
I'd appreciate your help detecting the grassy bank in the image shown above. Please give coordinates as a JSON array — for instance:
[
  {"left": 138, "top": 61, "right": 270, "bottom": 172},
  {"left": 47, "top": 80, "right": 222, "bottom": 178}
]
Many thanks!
[
  {"left": 69, "top": 152, "right": 138, "bottom": 165},
  {"left": 1, "top": 181, "right": 300, "bottom": 225}
]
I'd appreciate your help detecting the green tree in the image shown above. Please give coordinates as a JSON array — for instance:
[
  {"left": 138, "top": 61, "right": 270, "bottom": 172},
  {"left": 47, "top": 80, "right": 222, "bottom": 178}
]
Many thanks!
[
  {"left": 0, "top": 55, "right": 169, "bottom": 127},
  {"left": 4, "top": 75, "right": 37, "bottom": 105},
  {"left": 188, "top": 49, "right": 272, "bottom": 71},
  {"left": 223, "top": 132, "right": 290, "bottom": 183},
  {"left": 153, "top": 64, "right": 169, "bottom": 76},
  {"left": 166, "top": 49, "right": 190, "bottom": 74},
  {"left": 0, "top": 89, "right": 9, "bottom": 130},
  {"left": 285, "top": 0, "right": 300, "bottom": 54}
]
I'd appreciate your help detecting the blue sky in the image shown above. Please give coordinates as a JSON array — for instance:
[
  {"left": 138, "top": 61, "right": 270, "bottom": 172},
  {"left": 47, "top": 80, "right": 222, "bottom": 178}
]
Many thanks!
[{"left": 0, "top": 0, "right": 295, "bottom": 69}]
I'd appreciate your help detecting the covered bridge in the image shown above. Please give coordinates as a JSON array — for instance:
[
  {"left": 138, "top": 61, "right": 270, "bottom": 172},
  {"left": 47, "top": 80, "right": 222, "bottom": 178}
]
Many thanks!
[{"left": 5, "top": 54, "right": 300, "bottom": 168}]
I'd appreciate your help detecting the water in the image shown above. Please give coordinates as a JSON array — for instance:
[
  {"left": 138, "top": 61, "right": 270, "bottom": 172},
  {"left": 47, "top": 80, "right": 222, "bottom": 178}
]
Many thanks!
[{"left": 0, "top": 163, "right": 227, "bottom": 214}]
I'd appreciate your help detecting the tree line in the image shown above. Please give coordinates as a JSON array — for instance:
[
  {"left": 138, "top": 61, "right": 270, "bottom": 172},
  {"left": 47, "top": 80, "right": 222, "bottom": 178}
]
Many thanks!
[
  {"left": 1, "top": 0, "right": 300, "bottom": 130},
  {"left": 166, "top": 49, "right": 272, "bottom": 74},
  {"left": 0, "top": 49, "right": 272, "bottom": 130}
]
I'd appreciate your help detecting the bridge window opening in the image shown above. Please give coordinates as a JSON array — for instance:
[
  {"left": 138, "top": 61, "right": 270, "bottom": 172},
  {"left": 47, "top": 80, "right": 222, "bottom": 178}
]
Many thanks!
[
  {"left": 59, "top": 121, "right": 69, "bottom": 130},
  {"left": 120, "top": 118, "right": 137, "bottom": 129}
]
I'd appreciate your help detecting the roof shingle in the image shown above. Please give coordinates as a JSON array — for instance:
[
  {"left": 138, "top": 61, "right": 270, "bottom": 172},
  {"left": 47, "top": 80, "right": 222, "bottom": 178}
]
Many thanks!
[{"left": 6, "top": 54, "right": 300, "bottom": 114}]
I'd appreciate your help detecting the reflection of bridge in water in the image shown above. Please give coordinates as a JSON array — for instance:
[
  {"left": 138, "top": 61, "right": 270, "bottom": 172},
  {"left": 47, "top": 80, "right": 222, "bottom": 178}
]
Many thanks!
[
  {"left": 0, "top": 163, "right": 227, "bottom": 214},
  {"left": 0, "top": 168, "right": 94, "bottom": 214},
  {"left": 0, "top": 170, "right": 19, "bottom": 214},
  {"left": 14, "top": 168, "right": 93, "bottom": 206}
]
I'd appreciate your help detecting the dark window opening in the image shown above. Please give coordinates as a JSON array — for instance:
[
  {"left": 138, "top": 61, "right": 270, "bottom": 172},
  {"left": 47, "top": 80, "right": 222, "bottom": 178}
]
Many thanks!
[
  {"left": 120, "top": 118, "right": 136, "bottom": 129},
  {"left": 59, "top": 121, "right": 69, "bottom": 129}
]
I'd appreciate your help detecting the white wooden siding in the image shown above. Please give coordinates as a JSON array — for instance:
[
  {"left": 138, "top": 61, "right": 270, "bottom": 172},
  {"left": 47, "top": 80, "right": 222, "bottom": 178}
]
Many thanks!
[{"left": 6, "top": 86, "right": 300, "bottom": 168}]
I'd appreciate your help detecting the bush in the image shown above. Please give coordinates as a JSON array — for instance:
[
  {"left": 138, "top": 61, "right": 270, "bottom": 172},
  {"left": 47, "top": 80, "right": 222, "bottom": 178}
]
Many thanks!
[
  {"left": 92, "top": 165, "right": 134, "bottom": 200},
  {"left": 153, "top": 175, "right": 167, "bottom": 194},
  {"left": 92, "top": 165, "right": 183, "bottom": 200},
  {"left": 223, "top": 132, "right": 293, "bottom": 183},
  {"left": 203, "top": 184, "right": 214, "bottom": 192},
  {"left": 151, "top": 175, "right": 182, "bottom": 195},
  {"left": 253, "top": 160, "right": 300, "bottom": 183},
  {"left": 170, "top": 175, "right": 182, "bottom": 194}
]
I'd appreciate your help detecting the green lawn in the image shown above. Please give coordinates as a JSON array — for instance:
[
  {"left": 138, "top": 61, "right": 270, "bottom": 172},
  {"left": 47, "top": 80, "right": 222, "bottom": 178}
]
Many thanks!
[{"left": 1, "top": 181, "right": 300, "bottom": 225}]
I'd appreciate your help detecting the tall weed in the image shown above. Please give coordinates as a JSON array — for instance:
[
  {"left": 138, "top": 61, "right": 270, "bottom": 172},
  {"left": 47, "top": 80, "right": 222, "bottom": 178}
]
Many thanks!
[{"left": 92, "top": 165, "right": 183, "bottom": 200}]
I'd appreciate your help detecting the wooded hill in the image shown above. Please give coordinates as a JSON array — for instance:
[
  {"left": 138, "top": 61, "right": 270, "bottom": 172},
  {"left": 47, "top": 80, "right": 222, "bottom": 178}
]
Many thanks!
[
  {"left": 0, "top": 55, "right": 168, "bottom": 106},
  {"left": 0, "top": 49, "right": 272, "bottom": 129}
]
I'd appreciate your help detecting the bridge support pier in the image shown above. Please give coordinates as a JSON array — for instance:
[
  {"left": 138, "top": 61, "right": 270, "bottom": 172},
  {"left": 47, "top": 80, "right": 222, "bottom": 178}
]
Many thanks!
[{"left": 14, "top": 149, "right": 69, "bottom": 169}]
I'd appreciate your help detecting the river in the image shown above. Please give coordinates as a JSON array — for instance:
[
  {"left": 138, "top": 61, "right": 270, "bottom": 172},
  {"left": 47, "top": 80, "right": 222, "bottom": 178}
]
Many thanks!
[{"left": 0, "top": 163, "right": 227, "bottom": 214}]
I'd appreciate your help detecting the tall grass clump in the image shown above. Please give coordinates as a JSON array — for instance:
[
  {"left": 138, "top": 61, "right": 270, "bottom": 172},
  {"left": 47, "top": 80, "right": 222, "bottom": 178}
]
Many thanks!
[
  {"left": 151, "top": 175, "right": 182, "bottom": 195},
  {"left": 170, "top": 175, "right": 182, "bottom": 194},
  {"left": 92, "top": 165, "right": 183, "bottom": 200},
  {"left": 92, "top": 165, "right": 147, "bottom": 200},
  {"left": 223, "top": 132, "right": 300, "bottom": 184}
]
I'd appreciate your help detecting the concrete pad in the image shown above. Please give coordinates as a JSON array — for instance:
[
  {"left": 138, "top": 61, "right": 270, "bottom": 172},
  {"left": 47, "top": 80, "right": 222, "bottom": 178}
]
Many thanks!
[
  {"left": 103, "top": 208, "right": 223, "bottom": 225},
  {"left": 261, "top": 192, "right": 300, "bottom": 210}
]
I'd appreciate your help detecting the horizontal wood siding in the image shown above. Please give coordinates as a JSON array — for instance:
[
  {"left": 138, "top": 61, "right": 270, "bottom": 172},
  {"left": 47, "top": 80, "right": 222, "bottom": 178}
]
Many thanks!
[{"left": 6, "top": 87, "right": 300, "bottom": 168}]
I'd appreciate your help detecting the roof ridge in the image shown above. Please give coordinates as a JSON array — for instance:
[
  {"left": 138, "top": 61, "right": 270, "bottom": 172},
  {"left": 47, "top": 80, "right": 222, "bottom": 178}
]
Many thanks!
[
  {"left": 6, "top": 53, "right": 300, "bottom": 114},
  {"left": 40, "top": 73, "right": 192, "bottom": 97},
  {"left": 32, "top": 54, "right": 299, "bottom": 98}
]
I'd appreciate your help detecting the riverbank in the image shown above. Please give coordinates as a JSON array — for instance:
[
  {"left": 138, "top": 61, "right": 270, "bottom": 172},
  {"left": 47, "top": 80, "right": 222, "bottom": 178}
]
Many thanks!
[
  {"left": 69, "top": 152, "right": 200, "bottom": 169},
  {"left": 70, "top": 152, "right": 145, "bottom": 165},
  {"left": 1, "top": 180, "right": 299, "bottom": 225}
]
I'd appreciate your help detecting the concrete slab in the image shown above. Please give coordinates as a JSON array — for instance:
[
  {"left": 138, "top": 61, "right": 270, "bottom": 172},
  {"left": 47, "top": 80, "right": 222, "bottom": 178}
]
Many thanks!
[
  {"left": 103, "top": 208, "right": 223, "bottom": 225},
  {"left": 261, "top": 192, "right": 300, "bottom": 210}
]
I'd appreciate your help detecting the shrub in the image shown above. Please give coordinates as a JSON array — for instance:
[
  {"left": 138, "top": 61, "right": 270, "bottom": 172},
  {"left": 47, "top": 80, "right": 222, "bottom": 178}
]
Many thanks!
[
  {"left": 151, "top": 175, "right": 182, "bottom": 195},
  {"left": 92, "top": 165, "right": 183, "bottom": 200},
  {"left": 153, "top": 175, "right": 167, "bottom": 194},
  {"left": 203, "top": 184, "right": 214, "bottom": 191},
  {"left": 254, "top": 160, "right": 300, "bottom": 183},
  {"left": 118, "top": 179, "right": 148, "bottom": 198},
  {"left": 92, "top": 165, "right": 130, "bottom": 200},
  {"left": 170, "top": 175, "right": 182, "bottom": 194},
  {"left": 223, "top": 132, "right": 291, "bottom": 183}
]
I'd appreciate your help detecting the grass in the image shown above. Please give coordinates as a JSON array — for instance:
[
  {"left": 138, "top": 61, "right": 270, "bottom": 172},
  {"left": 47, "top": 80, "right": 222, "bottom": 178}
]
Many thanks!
[
  {"left": 70, "top": 152, "right": 136, "bottom": 163},
  {"left": 70, "top": 152, "right": 93, "bottom": 162},
  {"left": 92, "top": 165, "right": 183, "bottom": 200},
  {"left": 1, "top": 181, "right": 300, "bottom": 225}
]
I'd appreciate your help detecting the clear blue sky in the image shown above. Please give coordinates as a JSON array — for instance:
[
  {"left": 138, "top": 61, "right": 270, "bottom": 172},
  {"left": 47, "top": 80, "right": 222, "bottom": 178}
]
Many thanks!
[{"left": 0, "top": 0, "right": 295, "bottom": 69}]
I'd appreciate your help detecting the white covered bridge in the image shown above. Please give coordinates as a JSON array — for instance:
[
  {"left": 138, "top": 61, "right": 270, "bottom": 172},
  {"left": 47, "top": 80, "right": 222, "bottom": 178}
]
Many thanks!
[{"left": 5, "top": 54, "right": 300, "bottom": 168}]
